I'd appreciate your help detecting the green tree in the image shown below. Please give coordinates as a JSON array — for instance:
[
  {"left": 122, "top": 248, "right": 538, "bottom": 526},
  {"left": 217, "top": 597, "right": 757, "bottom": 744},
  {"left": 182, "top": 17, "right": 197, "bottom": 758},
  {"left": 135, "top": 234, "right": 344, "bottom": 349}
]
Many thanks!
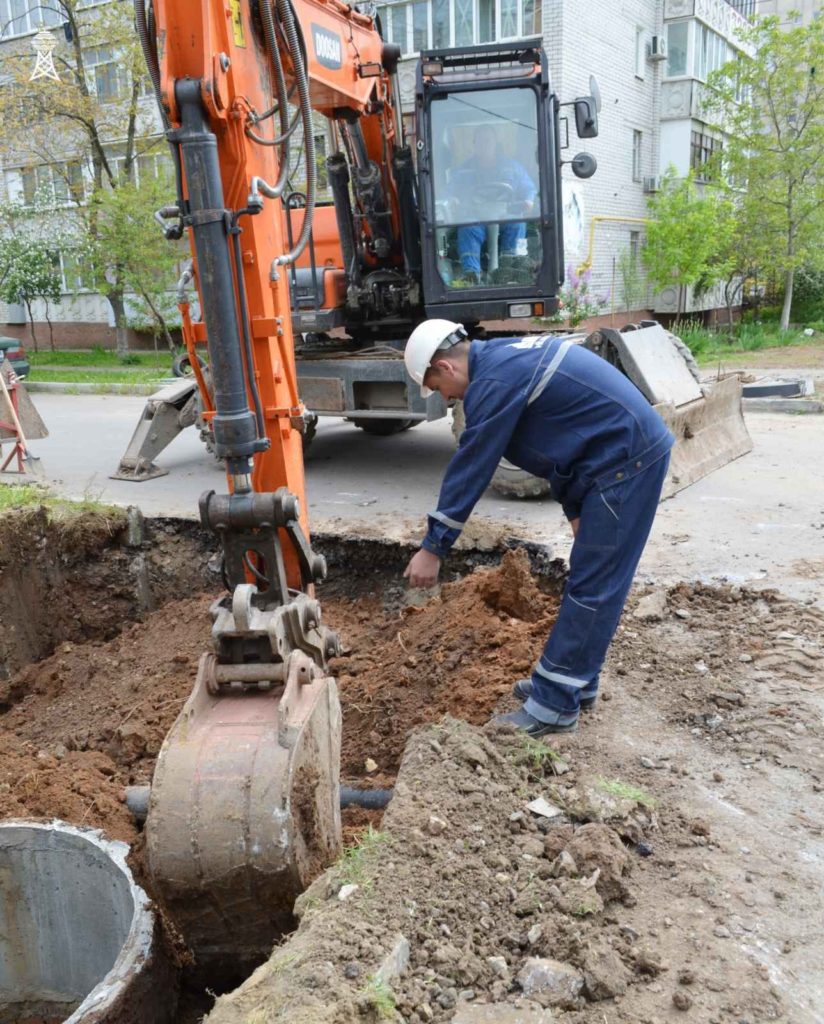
[
  {"left": 87, "top": 176, "right": 182, "bottom": 352},
  {"left": 617, "top": 248, "right": 646, "bottom": 313},
  {"left": 641, "top": 170, "right": 734, "bottom": 317},
  {"left": 0, "top": 1, "right": 176, "bottom": 353},
  {"left": 0, "top": 236, "right": 62, "bottom": 352},
  {"left": 703, "top": 15, "right": 824, "bottom": 330}
]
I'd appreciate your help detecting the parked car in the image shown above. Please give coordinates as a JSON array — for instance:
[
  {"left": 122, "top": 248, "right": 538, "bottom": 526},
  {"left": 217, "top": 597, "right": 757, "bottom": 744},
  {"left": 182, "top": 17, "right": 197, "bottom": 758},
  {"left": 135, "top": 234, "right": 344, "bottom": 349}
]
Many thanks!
[{"left": 0, "top": 337, "right": 30, "bottom": 378}]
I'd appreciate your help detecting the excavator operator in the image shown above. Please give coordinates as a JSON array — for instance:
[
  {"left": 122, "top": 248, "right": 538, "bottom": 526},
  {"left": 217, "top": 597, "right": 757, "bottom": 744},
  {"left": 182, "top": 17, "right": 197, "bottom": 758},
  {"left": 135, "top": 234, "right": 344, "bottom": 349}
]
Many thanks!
[
  {"left": 402, "top": 319, "right": 674, "bottom": 737},
  {"left": 447, "top": 124, "right": 537, "bottom": 283}
]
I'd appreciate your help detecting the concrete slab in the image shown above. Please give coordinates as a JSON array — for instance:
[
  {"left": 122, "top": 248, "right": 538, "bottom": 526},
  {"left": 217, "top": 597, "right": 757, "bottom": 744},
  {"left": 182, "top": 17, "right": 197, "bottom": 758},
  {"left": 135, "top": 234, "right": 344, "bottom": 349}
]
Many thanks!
[{"left": 742, "top": 397, "right": 823, "bottom": 414}]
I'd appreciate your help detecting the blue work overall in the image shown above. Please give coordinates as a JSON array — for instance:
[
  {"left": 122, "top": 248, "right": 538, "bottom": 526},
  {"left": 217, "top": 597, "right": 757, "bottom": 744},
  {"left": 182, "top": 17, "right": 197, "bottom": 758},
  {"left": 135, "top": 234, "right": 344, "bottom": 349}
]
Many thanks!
[{"left": 422, "top": 335, "right": 674, "bottom": 726}]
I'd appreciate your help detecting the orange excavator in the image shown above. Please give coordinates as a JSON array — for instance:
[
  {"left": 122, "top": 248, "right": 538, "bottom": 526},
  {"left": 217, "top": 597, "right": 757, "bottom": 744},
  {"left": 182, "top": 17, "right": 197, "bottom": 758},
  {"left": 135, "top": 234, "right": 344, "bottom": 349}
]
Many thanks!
[{"left": 132, "top": 0, "right": 601, "bottom": 978}]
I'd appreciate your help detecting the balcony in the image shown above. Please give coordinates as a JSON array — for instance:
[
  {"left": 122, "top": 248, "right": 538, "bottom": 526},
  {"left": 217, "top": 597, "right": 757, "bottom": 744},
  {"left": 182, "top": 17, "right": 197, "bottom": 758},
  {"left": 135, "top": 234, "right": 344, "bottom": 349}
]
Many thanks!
[{"left": 664, "top": 0, "right": 751, "bottom": 38}]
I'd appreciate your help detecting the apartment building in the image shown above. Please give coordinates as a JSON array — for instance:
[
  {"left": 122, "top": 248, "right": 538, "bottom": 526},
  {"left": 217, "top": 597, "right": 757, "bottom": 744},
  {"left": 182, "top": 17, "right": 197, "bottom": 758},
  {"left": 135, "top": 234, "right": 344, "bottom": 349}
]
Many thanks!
[
  {"left": 381, "top": 0, "right": 754, "bottom": 316},
  {"left": 0, "top": 0, "right": 758, "bottom": 343}
]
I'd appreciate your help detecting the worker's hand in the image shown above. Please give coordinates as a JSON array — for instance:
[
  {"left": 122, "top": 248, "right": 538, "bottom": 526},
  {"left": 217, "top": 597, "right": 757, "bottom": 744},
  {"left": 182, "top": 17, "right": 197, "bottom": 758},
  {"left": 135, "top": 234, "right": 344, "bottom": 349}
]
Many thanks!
[
  {"left": 404, "top": 548, "right": 442, "bottom": 589},
  {"left": 570, "top": 517, "right": 580, "bottom": 538}
]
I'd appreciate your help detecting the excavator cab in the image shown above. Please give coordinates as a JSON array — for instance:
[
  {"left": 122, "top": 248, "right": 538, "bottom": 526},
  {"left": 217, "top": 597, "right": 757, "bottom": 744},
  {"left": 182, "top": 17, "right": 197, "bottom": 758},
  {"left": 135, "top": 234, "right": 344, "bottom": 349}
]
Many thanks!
[{"left": 416, "top": 39, "right": 586, "bottom": 324}]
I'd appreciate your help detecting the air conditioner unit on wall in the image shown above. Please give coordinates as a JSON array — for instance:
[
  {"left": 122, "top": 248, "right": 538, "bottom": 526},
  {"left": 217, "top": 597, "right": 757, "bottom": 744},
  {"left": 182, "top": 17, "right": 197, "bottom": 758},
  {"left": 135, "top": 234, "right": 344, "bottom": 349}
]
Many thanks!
[
  {"left": 643, "top": 175, "right": 660, "bottom": 193},
  {"left": 647, "top": 36, "right": 667, "bottom": 61}
]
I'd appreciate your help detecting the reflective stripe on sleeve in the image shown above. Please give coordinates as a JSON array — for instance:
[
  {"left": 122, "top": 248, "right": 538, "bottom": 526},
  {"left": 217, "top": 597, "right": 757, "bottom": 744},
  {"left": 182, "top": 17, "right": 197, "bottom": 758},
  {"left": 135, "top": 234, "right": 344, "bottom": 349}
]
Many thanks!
[{"left": 430, "top": 510, "right": 465, "bottom": 531}]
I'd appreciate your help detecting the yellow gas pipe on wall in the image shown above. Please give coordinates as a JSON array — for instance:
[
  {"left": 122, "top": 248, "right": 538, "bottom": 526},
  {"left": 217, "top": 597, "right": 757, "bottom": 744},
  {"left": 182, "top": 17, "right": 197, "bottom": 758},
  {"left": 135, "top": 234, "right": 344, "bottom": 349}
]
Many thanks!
[{"left": 577, "top": 215, "right": 651, "bottom": 274}]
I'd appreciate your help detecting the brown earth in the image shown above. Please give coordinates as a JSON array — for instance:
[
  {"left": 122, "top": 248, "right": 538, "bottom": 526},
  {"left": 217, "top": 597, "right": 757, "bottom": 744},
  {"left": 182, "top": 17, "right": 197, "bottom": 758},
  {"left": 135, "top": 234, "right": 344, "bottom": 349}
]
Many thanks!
[{"left": 2, "top": 513, "right": 823, "bottom": 1022}]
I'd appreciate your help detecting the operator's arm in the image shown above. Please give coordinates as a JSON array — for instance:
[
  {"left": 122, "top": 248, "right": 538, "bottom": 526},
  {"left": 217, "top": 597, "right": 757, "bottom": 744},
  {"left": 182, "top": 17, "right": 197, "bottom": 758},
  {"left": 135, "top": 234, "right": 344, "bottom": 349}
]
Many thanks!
[
  {"left": 405, "top": 379, "right": 528, "bottom": 587},
  {"left": 423, "top": 377, "right": 528, "bottom": 558},
  {"left": 511, "top": 159, "right": 537, "bottom": 208}
]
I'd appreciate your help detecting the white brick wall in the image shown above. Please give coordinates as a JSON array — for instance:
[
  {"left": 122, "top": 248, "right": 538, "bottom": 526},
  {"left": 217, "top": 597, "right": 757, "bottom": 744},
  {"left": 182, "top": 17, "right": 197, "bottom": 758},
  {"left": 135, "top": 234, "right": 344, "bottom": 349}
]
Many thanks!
[{"left": 551, "top": 0, "right": 661, "bottom": 310}]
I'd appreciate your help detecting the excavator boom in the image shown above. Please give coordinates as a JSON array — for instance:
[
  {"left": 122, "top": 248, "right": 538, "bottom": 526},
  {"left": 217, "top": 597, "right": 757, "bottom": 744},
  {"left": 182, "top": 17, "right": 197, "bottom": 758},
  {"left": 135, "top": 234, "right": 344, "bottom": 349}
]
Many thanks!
[{"left": 134, "top": 0, "right": 407, "bottom": 975}]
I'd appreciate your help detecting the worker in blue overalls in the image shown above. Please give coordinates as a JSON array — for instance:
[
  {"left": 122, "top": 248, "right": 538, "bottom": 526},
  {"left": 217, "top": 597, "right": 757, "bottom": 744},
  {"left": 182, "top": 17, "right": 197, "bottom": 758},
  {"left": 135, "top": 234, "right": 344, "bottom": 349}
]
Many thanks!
[{"left": 403, "top": 319, "right": 674, "bottom": 736}]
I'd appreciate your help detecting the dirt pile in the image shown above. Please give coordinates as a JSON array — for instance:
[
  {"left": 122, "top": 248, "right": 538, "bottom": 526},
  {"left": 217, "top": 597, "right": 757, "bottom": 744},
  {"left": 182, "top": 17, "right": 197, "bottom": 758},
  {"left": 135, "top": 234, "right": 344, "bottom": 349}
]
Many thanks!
[
  {"left": 0, "top": 548, "right": 556, "bottom": 832},
  {"left": 204, "top": 717, "right": 778, "bottom": 1024},
  {"left": 332, "top": 548, "right": 559, "bottom": 778},
  {"left": 2, "top": 513, "right": 821, "bottom": 1021},
  {"left": 0, "top": 734, "right": 135, "bottom": 843},
  {"left": 0, "top": 595, "right": 214, "bottom": 780}
]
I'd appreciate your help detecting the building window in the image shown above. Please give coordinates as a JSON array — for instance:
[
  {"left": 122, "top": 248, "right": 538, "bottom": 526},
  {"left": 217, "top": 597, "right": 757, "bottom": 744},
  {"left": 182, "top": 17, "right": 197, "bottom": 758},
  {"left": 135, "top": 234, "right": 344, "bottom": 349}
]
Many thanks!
[
  {"left": 136, "top": 150, "right": 174, "bottom": 183},
  {"left": 629, "top": 230, "right": 640, "bottom": 265},
  {"left": 15, "top": 161, "right": 86, "bottom": 206},
  {"left": 378, "top": 0, "right": 542, "bottom": 54},
  {"left": 635, "top": 27, "right": 645, "bottom": 79},
  {"left": 314, "top": 133, "right": 329, "bottom": 192},
  {"left": 694, "top": 24, "right": 733, "bottom": 81},
  {"left": 60, "top": 250, "right": 97, "bottom": 292},
  {"left": 0, "top": 0, "right": 61, "bottom": 38},
  {"left": 632, "top": 129, "right": 642, "bottom": 182},
  {"left": 102, "top": 144, "right": 172, "bottom": 185},
  {"left": 665, "top": 21, "right": 689, "bottom": 77},
  {"left": 84, "top": 45, "right": 131, "bottom": 103},
  {"left": 690, "top": 128, "right": 722, "bottom": 181}
]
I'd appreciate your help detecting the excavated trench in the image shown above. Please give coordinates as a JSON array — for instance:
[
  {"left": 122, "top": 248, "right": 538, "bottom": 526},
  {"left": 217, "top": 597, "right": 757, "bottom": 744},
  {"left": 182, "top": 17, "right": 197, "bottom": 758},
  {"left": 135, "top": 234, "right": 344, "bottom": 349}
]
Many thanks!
[{"left": 0, "top": 506, "right": 564, "bottom": 1021}]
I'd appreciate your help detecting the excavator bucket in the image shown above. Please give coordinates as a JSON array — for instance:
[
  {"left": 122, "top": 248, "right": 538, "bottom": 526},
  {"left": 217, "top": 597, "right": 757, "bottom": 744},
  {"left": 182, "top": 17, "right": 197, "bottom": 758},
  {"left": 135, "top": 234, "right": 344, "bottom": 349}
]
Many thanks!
[
  {"left": 584, "top": 323, "right": 752, "bottom": 498},
  {"left": 145, "top": 648, "right": 341, "bottom": 978}
]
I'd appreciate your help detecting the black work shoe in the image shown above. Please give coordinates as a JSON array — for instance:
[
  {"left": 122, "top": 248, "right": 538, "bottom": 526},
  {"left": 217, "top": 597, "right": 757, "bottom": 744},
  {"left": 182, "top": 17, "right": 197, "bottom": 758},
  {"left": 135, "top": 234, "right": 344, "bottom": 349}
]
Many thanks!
[
  {"left": 492, "top": 707, "right": 578, "bottom": 736},
  {"left": 512, "top": 678, "right": 598, "bottom": 711}
]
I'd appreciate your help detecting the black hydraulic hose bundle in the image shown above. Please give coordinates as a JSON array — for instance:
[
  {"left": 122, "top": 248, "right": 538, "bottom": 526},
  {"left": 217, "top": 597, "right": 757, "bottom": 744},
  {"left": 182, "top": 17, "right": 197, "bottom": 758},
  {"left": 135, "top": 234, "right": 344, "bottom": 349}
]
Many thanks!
[{"left": 259, "top": 0, "right": 293, "bottom": 198}]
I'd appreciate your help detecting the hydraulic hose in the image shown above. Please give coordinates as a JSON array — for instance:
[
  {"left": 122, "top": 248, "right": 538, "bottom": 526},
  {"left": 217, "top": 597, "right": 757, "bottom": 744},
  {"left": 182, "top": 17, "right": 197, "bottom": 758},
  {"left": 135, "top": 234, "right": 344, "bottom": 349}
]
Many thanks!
[
  {"left": 247, "top": 107, "right": 302, "bottom": 147},
  {"left": 259, "top": 0, "right": 294, "bottom": 199},
  {"left": 230, "top": 218, "right": 267, "bottom": 442},
  {"left": 273, "top": 0, "right": 315, "bottom": 266}
]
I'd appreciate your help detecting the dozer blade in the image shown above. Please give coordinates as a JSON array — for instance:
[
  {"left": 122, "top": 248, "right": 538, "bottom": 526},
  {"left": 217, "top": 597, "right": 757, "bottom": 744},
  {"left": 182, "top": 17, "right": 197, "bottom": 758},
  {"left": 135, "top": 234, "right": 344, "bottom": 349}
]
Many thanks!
[
  {"left": 110, "top": 379, "right": 199, "bottom": 481},
  {"left": 656, "top": 374, "right": 753, "bottom": 498},
  {"left": 145, "top": 649, "right": 341, "bottom": 977},
  {"left": 584, "top": 323, "right": 752, "bottom": 498}
]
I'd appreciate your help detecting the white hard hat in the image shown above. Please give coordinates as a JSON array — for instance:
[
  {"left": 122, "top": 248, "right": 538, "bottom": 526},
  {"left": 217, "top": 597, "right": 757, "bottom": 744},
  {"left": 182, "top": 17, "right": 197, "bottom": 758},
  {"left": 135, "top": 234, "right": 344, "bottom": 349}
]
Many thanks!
[{"left": 404, "top": 319, "right": 466, "bottom": 397}]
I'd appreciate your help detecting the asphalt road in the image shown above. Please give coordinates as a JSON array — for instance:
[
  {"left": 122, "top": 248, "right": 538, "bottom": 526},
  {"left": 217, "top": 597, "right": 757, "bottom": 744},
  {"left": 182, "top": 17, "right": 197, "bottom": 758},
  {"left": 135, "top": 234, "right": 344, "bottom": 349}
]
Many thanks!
[{"left": 6, "top": 392, "right": 824, "bottom": 604}]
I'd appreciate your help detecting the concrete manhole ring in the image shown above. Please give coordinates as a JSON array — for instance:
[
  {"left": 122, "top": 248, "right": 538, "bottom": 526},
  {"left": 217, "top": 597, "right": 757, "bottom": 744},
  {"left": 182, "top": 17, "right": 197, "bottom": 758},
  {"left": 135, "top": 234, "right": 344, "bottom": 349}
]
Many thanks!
[{"left": 0, "top": 820, "right": 176, "bottom": 1024}]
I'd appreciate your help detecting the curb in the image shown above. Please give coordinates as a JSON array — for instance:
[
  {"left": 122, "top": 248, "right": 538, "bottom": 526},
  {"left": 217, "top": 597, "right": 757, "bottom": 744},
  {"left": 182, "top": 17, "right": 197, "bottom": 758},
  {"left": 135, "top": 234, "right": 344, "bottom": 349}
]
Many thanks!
[
  {"left": 743, "top": 397, "right": 823, "bottom": 414},
  {"left": 24, "top": 380, "right": 173, "bottom": 396}
]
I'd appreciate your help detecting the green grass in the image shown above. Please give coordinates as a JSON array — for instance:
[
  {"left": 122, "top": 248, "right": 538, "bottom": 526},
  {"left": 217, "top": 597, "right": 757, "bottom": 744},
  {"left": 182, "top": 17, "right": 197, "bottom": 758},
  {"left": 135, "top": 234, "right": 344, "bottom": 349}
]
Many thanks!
[
  {"left": 359, "top": 976, "right": 396, "bottom": 1020},
  {"left": 674, "top": 319, "right": 821, "bottom": 365},
  {"left": 513, "top": 736, "right": 563, "bottom": 772},
  {"left": 571, "top": 892, "right": 602, "bottom": 917},
  {"left": 596, "top": 777, "right": 656, "bottom": 809},
  {"left": 336, "top": 826, "right": 389, "bottom": 889},
  {"left": 27, "top": 368, "right": 170, "bottom": 385},
  {"left": 29, "top": 348, "right": 172, "bottom": 368},
  {"left": 0, "top": 482, "right": 121, "bottom": 522},
  {"left": 0, "top": 482, "right": 46, "bottom": 511}
]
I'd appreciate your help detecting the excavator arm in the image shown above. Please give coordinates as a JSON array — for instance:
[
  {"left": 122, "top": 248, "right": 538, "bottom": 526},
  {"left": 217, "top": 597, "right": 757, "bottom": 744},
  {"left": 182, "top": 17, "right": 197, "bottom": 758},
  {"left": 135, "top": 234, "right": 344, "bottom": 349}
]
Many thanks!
[{"left": 134, "top": 0, "right": 409, "bottom": 978}]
